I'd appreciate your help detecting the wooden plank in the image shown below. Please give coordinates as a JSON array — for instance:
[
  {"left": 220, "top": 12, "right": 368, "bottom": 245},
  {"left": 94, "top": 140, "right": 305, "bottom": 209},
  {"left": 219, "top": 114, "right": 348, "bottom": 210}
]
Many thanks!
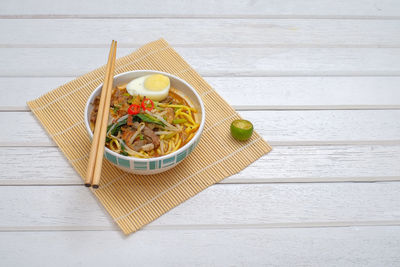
[
  {"left": 3, "top": 76, "right": 400, "bottom": 111},
  {"left": 1, "top": 227, "right": 400, "bottom": 266},
  {"left": 1, "top": 183, "right": 400, "bottom": 229},
  {"left": 1, "top": 47, "right": 400, "bottom": 77},
  {"left": 1, "top": 145, "right": 399, "bottom": 185},
  {"left": 227, "top": 145, "right": 400, "bottom": 183},
  {"left": 210, "top": 76, "right": 400, "bottom": 110},
  {"left": 0, "top": 147, "right": 81, "bottom": 184},
  {"left": 1, "top": 0, "right": 399, "bottom": 18},
  {"left": 1, "top": 110, "right": 399, "bottom": 146},
  {"left": 2, "top": 19, "right": 400, "bottom": 47}
]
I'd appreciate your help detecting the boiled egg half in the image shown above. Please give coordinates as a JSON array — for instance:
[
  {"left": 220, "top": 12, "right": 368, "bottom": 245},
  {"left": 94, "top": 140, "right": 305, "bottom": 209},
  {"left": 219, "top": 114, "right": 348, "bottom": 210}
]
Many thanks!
[{"left": 126, "top": 74, "right": 170, "bottom": 101}]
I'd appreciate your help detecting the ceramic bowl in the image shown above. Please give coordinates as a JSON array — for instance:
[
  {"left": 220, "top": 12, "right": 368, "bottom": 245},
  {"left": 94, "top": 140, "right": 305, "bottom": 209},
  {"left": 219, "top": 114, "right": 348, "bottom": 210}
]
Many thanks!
[{"left": 84, "top": 70, "right": 205, "bottom": 174}]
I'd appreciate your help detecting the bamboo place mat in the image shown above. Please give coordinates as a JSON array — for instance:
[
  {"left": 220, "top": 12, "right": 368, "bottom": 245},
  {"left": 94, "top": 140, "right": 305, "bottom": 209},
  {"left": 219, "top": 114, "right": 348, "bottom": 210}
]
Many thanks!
[{"left": 27, "top": 39, "right": 272, "bottom": 235}]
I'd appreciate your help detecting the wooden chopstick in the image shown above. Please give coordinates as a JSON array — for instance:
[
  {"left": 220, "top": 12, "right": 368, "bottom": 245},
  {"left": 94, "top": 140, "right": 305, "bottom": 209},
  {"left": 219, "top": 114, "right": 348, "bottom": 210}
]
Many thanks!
[{"left": 85, "top": 40, "right": 117, "bottom": 188}]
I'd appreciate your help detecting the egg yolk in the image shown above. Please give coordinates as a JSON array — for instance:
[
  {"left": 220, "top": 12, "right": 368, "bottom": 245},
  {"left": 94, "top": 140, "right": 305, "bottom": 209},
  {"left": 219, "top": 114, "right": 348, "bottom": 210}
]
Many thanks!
[{"left": 144, "top": 74, "right": 169, "bottom": 91}]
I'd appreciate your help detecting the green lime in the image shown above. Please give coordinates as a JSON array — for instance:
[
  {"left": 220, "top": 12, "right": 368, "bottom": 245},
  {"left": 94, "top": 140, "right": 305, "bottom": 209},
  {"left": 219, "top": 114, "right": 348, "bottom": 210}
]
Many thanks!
[{"left": 230, "top": 119, "right": 253, "bottom": 141}]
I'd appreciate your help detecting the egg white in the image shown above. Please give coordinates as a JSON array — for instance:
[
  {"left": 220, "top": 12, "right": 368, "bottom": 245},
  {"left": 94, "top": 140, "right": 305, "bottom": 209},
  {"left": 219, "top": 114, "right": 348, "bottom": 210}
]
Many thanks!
[{"left": 126, "top": 75, "right": 170, "bottom": 101}]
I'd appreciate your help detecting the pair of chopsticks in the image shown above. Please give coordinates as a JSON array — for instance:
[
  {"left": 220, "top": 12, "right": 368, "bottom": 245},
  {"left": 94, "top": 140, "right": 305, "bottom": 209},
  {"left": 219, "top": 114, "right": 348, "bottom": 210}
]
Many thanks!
[{"left": 85, "top": 40, "right": 117, "bottom": 188}]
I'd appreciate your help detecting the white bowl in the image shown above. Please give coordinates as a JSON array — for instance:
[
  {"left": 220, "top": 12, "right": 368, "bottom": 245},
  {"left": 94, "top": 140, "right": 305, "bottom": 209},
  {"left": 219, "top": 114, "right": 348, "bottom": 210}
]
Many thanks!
[{"left": 84, "top": 70, "right": 205, "bottom": 175}]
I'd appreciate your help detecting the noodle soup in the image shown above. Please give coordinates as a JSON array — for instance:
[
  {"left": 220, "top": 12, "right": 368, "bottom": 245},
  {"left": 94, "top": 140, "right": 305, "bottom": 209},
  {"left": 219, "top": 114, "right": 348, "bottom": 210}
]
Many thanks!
[
  {"left": 85, "top": 70, "right": 205, "bottom": 174},
  {"left": 90, "top": 85, "right": 199, "bottom": 159}
]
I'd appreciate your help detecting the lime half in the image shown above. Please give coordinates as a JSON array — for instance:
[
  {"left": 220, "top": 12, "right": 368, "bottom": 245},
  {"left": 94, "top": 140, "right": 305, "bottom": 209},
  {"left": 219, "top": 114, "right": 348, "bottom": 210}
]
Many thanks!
[{"left": 230, "top": 119, "right": 253, "bottom": 141}]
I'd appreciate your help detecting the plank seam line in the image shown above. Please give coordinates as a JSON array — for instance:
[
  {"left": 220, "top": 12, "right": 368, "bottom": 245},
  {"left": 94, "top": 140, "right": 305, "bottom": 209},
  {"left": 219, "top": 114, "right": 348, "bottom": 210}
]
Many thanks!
[
  {"left": 6, "top": 74, "right": 400, "bottom": 78},
  {"left": 114, "top": 137, "right": 262, "bottom": 222},
  {"left": 5, "top": 75, "right": 400, "bottom": 78},
  {"left": 4, "top": 44, "right": 400, "bottom": 49},
  {"left": 2, "top": 221, "right": 400, "bottom": 232},
  {"left": 1, "top": 15, "right": 400, "bottom": 20},
  {"left": 2, "top": 177, "right": 400, "bottom": 186},
  {"left": 220, "top": 176, "right": 400, "bottom": 184}
]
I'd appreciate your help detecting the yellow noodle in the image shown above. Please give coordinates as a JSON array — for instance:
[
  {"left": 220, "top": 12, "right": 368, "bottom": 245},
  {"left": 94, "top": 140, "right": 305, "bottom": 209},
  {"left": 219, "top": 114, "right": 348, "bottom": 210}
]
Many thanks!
[
  {"left": 167, "top": 140, "right": 174, "bottom": 154},
  {"left": 185, "top": 123, "right": 199, "bottom": 134},
  {"left": 185, "top": 133, "right": 194, "bottom": 144},
  {"left": 165, "top": 132, "right": 176, "bottom": 140},
  {"left": 179, "top": 112, "right": 195, "bottom": 124},
  {"left": 174, "top": 108, "right": 182, "bottom": 118},
  {"left": 172, "top": 139, "right": 182, "bottom": 152},
  {"left": 110, "top": 139, "right": 121, "bottom": 153}
]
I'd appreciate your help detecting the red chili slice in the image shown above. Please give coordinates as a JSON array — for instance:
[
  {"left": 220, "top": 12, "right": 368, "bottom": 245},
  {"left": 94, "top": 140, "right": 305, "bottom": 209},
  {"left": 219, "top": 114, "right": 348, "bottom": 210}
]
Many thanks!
[
  {"left": 141, "top": 97, "right": 154, "bottom": 111},
  {"left": 128, "top": 104, "right": 141, "bottom": 115}
]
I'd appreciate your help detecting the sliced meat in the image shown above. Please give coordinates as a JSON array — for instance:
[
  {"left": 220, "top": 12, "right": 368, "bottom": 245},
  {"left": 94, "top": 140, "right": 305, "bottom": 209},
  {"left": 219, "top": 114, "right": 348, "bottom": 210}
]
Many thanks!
[
  {"left": 146, "top": 123, "right": 158, "bottom": 130},
  {"left": 127, "top": 115, "right": 134, "bottom": 126},
  {"left": 110, "top": 87, "right": 131, "bottom": 118},
  {"left": 128, "top": 121, "right": 160, "bottom": 148},
  {"left": 90, "top": 96, "right": 101, "bottom": 124},
  {"left": 116, "top": 103, "right": 129, "bottom": 117},
  {"left": 165, "top": 107, "right": 174, "bottom": 124},
  {"left": 130, "top": 121, "right": 141, "bottom": 129},
  {"left": 143, "top": 126, "right": 160, "bottom": 148},
  {"left": 141, "top": 143, "right": 154, "bottom": 152},
  {"left": 132, "top": 139, "right": 149, "bottom": 151},
  {"left": 160, "top": 95, "right": 173, "bottom": 104},
  {"left": 121, "top": 128, "right": 135, "bottom": 145},
  {"left": 168, "top": 90, "right": 189, "bottom": 105},
  {"left": 111, "top": 87, "right": 130, "bottom": 106}
]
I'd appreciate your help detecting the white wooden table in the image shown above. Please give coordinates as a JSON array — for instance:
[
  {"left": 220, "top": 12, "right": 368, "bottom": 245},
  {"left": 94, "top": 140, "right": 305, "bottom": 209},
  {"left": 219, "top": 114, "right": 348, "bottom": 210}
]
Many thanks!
[{"left": 1, "top": 1, "right": 400, "bottom": 266}]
